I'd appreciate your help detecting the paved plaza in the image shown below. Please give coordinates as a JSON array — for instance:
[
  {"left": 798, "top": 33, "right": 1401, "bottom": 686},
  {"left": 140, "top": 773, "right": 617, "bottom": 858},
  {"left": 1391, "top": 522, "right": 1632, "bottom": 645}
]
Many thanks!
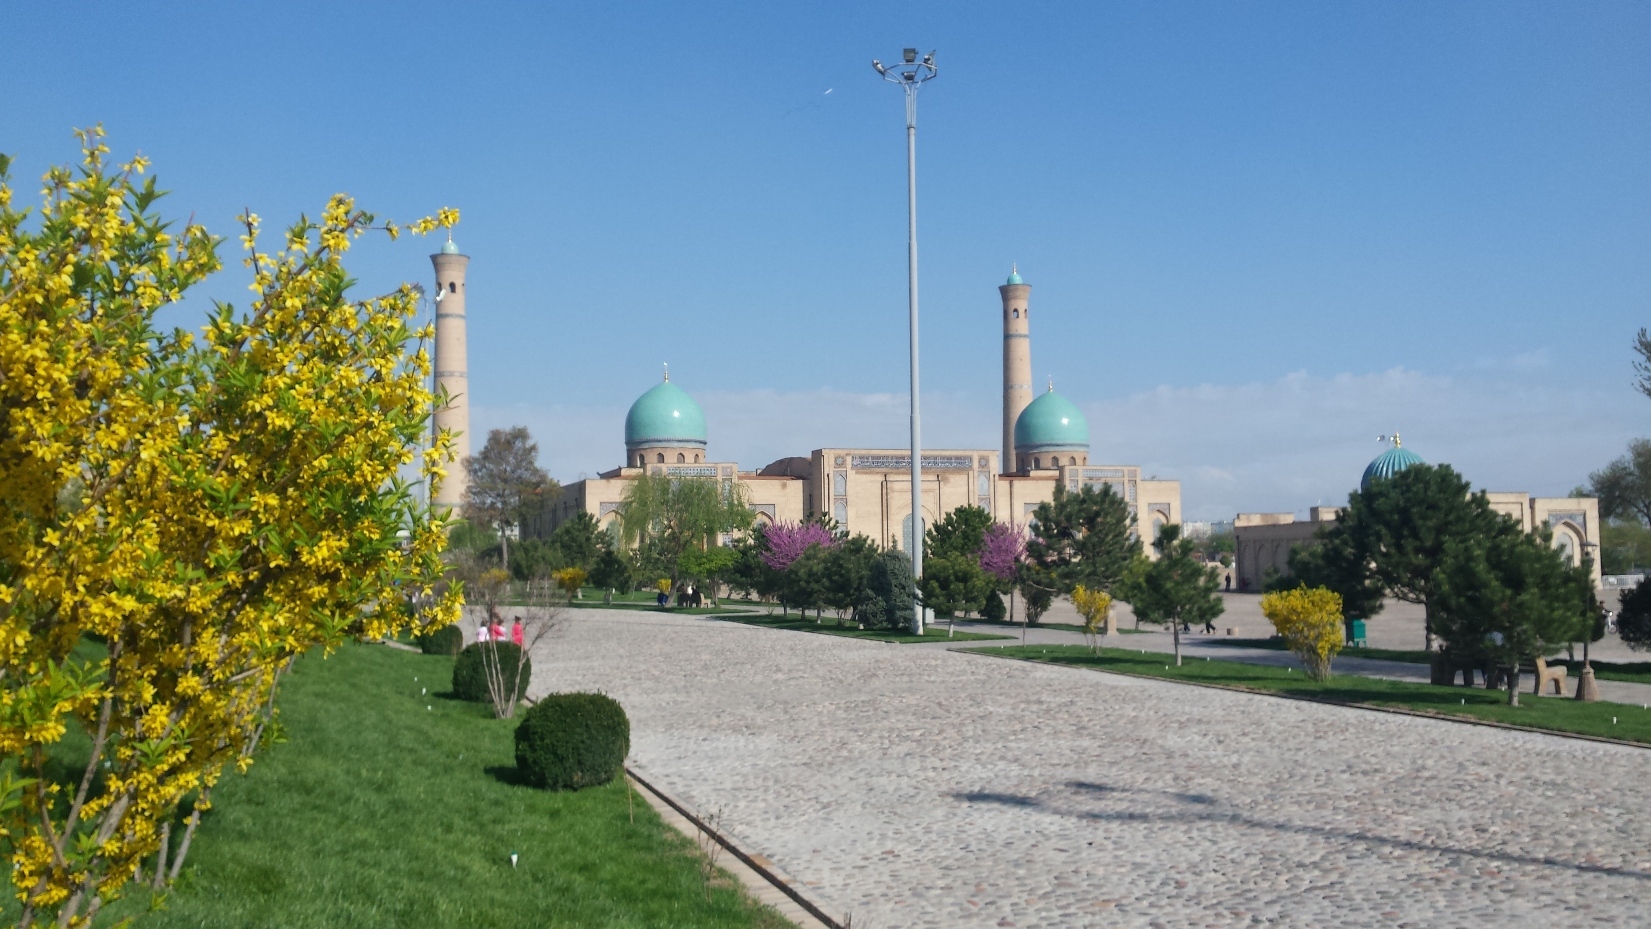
[{"left": 527, "top": 611, "right": 1651, "bottom": 928}]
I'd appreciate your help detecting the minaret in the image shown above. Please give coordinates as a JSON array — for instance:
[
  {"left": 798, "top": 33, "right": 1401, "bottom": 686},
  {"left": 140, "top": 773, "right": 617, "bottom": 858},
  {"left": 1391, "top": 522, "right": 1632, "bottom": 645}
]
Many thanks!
[
  {"left": 1000, "top": 265, "right": 1032, "bottom": 473},
  {"left": 431, "top": 234, "right": 470, "bottom": 513}
]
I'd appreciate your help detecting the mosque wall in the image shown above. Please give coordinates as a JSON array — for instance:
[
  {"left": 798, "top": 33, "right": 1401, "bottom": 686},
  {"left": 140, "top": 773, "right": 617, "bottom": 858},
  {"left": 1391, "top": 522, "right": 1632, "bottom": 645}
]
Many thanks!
[{"left": 1234, "top": 494, "right": 1604, "bottom": 592}]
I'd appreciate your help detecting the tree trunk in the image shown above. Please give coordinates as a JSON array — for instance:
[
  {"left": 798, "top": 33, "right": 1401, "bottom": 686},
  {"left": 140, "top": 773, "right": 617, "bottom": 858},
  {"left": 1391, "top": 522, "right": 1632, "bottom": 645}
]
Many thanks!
[
  {"left": 1506, "top": 665, "right": 1520, "bottom": 706},
  {"left": 1172, "top": 616, "right": 1183, "bottom": 666},
  {"left": 499, "top": 524, "right": 509, "bottom": 574}
]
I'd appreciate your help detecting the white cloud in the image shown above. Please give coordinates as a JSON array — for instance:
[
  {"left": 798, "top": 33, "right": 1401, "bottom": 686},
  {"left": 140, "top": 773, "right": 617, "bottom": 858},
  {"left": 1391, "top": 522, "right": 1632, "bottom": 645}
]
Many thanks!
[{"left": 475, "top": 367, "right": 1648, "bottom": 523}]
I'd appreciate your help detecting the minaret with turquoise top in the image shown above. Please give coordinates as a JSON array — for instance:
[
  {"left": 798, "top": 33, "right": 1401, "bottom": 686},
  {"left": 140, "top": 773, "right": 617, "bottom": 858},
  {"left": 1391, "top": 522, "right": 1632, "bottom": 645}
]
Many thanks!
[
  {"left": 431, "top": 234, "right": 469, "bottom": 512},
  {"left": 1000, "top": 265, "right": 1033, "bottom": 473}
]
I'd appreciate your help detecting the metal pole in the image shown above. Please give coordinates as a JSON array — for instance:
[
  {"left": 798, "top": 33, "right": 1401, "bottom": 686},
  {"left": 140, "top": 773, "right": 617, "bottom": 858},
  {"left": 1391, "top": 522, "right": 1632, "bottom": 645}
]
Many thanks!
[
  {"left": 905, "top": 85, "right": 924, "bottom": 636},
  {"left": 874, "top": 50, "right": 936, "bottom": 636}
]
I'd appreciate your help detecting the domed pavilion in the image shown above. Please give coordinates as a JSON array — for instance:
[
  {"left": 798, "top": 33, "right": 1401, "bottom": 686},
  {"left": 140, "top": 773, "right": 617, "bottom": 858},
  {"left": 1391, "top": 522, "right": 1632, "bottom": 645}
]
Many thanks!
[
  {"left": 623, "top": 371, "right": 708, "bottom": 467},
  {"left": 1013, "top": 383, "right": 1090, "bottom": 472},
  {"left": 1360, "top": 435, "right": 1425, "bottom": 491}
]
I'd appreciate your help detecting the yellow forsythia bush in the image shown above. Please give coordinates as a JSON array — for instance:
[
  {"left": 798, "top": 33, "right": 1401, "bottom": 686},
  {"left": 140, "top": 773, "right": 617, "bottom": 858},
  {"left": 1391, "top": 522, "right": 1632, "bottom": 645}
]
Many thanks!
[
  {"left": 0, "top": 129, "right": 462, "bottom": 926},
  {"left": 1261, "top": 586, "right": 1345, "bottom": 681},
  {"left": 1072, "top": 584, "right": 1113, "bottom": 654}
]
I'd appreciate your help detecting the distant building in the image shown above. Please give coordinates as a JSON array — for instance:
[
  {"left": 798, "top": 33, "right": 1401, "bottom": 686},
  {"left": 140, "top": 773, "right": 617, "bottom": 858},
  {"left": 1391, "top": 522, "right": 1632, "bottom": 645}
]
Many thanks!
[
  {"left": 1233, "top": 437, "right": 1601, "bottom": 591},
  {"left": 547, "top": 269, "right": 1181, "bottom": 550}
]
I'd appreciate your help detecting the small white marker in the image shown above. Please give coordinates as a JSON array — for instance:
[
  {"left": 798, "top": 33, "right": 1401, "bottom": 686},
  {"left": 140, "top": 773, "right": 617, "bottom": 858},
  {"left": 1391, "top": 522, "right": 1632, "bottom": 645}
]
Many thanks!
[
  {"left": 510, "top": 852, "right": 519, "bottom": 868},
  {"left": 422, "top": 687, "right": 427, "bottom": 695},
  {"left": 427, "top": 706, "right": 432, "bottom": 711}
]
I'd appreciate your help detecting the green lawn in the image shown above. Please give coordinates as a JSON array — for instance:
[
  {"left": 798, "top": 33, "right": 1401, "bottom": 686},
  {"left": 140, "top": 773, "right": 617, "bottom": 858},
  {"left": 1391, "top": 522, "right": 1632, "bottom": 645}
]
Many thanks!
[
  {"left": 972, "top": 645, "right": 1651, "bottom": 745},
  {"left": 1217, "top": 637, "right": 1434, "bottom": 664},
  {"left": 962, "top": 617, "right": 1147, "bottom": 635},
  {"left": 96, "top": 644, "right": 788, "bottom": 929},
  {"left": 718, "top": 613, "right": 1012, "bottom": 644},
  {"left": 1217, "top": 637, "right": 1651, "bottom": 685}
]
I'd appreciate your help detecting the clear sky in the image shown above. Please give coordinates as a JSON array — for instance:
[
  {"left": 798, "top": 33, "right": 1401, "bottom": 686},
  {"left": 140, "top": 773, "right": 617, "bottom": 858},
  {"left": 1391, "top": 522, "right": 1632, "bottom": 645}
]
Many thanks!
[{"left": 6, "top": 1, "right": 1649, "bottom": 519}]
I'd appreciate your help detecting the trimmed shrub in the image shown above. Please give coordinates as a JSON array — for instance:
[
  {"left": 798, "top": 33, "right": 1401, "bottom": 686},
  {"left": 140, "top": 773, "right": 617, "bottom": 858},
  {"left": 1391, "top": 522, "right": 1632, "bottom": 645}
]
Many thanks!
[
  {"left": 416, "top": 624, "right": 464, "bottom": 657},
  {"left": 452, "top": 642, "right": 530, "bottom": 703},
  {"left": 981, "top": 590, "right": 1007, "bottom": 622},
  {"left": 514, "top": 692, "right": 630, "bottom": 790}
]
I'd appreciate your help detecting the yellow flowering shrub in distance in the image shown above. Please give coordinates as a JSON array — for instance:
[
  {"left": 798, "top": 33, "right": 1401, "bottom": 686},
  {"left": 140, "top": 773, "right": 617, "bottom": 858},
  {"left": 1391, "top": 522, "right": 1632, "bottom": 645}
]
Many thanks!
[
  {"left": 552, "top": 567, "right": 587, "bottom": 598},
  {"left": 1072, "top": 584, "right": 1113, "bottom": 654},
  {"left": 1260, "top": 586, "right": 1345, "bottom": 681},
  {"left": 0, "top": 129, "right": 461, "bottom": 926}
]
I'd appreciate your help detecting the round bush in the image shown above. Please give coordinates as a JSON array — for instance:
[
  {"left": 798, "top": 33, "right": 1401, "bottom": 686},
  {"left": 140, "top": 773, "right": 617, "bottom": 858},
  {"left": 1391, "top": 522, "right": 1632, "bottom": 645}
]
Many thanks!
[
  {"left": 981, "top": 590, "right": 1007, "bottom": 622},
  {"left": 452, "top": 642, "right": 530, "bottom": 703},
  {"left": 417, "top": 624, "right": 464, "bottom": 657},
  {"left": 514, "top": 692, "right": 630, "bottom": 790}
]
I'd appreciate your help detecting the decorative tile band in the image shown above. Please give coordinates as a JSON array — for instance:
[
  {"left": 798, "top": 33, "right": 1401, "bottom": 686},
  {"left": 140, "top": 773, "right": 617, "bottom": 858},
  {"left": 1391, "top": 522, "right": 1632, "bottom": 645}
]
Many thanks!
[{"left": 852, "top": 455, "right": 974, "bottom": 471}]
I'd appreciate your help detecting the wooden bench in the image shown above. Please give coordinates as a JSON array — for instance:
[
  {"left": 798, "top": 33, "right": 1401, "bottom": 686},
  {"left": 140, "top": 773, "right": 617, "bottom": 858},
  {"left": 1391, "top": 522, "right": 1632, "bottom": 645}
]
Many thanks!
[{"left": 1533, "top": 656, "right": 1568, "bottom": 696}]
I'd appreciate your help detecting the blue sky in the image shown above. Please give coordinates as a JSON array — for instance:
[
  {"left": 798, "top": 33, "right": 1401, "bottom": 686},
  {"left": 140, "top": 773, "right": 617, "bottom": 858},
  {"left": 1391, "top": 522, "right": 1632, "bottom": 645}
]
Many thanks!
[{"left": 6, "top": 1, "right": 1648, "bottom": 518}]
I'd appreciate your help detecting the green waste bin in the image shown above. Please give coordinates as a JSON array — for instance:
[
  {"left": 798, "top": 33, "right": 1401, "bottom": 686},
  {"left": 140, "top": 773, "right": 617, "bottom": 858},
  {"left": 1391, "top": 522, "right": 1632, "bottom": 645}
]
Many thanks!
[{"left": 1349, "top": 619, "right": 1367, "bottom": 647}]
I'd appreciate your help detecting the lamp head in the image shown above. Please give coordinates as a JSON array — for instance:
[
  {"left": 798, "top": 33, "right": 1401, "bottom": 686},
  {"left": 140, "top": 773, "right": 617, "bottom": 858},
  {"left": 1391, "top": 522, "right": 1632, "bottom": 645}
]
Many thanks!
[
  {"left": 903, "top": 48, "right": 918, "bottom": 63},
  {"left": 872, "top": 59, "right": 886, "bottom": 74}
]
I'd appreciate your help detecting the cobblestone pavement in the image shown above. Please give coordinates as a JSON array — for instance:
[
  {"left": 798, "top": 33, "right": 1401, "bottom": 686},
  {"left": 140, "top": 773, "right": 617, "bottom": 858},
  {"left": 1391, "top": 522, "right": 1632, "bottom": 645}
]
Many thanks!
[{"left": 528, "top": 611, "right": 1651, "bottom": 929}]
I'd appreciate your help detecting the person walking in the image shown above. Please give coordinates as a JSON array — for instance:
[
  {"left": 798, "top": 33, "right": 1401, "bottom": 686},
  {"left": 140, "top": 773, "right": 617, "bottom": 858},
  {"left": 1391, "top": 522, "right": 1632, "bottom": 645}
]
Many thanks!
[{"left": 511, "top": 617, "right": 524, "bottom": 646}]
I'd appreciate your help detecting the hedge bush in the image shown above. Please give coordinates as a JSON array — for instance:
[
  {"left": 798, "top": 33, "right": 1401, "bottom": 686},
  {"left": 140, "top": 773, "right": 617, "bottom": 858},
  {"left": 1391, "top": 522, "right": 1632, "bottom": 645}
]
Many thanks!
[
  {"left": 982, "top": 590, "right": 1007, "bottom": 622},
  {"left": 514, "top": 692, "right": 630, "bottom": 790},
  {"left": 452, "top": 642, "right": 530, "bottom": 703},
  {"left": 416, "top": 624, "right": 464, "bottom": 657}
]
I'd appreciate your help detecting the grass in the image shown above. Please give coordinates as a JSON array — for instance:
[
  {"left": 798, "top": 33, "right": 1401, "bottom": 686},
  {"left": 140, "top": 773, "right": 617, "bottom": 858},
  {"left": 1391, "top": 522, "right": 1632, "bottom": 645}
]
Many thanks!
[
  {"left": 961, "top": 617, "right": 1147, "bottom": 635},
  {"left": 972, "top": 644, "right": 1651, "bottom": 745},
  {"left": 1218, "top": 637, "right": 1434, "bottom": 664},
  {"left": 717, "top": 613, "right": 1013, "bottom": 644},
  {"left": 1218, "top": 637, "right": 1651, "bottom": 685},
  {"left": 95, "top": 643, "right": 789, "bottom": 929}
]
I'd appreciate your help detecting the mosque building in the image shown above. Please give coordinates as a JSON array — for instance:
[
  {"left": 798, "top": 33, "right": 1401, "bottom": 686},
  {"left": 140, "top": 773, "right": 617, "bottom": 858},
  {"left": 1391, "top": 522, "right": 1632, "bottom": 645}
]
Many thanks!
[
  {"left": 546, "top": 269, "right": 1183, "bottom": 551},
  {"left": 1233, "top": 436, "right": 1602, "bottom": 591}
]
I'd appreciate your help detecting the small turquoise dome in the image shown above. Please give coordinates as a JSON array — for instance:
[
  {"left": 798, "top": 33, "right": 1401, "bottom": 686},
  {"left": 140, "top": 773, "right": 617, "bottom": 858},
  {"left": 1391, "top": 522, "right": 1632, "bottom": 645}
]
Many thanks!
[
  {"left": 625, "top": 378, "right": 707, "bottom": 448},
  {"left": 1005, "top": 265, "right": 1023, "bottom": 285},
  {"left": 440, "top": 238, "right": 461, "bottom": 255},
  {"left": 1014, "top": 386, "right": 1089, "bottom": 451},
  {"left": 1361, "top": 443, "right": 1424, "bottom": 491}
]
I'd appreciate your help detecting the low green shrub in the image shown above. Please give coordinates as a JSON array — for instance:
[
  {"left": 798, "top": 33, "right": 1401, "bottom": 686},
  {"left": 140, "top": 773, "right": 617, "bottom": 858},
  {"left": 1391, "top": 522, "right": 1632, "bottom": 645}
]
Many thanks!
[
  {"left": 514, "top": 692, "right": 630, "bottom": 790},
  {"left": 416, "top": 624, "right": 464, "bottom": 657},
  {"left": 982, "top": 590, "right": 1007, "bottom": 622},
  {"left": 452, "top": 642, "right": 530, "bottom": 703}
]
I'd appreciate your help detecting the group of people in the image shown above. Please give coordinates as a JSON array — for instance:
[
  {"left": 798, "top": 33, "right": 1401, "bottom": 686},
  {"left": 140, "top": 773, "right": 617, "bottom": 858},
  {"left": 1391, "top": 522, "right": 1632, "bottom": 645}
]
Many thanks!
[
  {"left": 655, "top": 584, "right": 706, "bottom": 608},
  {"left": 475, "top": 610, "right": 525, "bottom": 646}
]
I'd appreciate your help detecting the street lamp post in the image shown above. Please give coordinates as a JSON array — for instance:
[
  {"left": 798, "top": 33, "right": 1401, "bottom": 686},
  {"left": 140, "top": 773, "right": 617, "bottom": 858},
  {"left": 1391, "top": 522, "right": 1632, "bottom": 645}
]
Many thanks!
[{"left": 874, "top": 48, "right": 937, "bottom": 635}]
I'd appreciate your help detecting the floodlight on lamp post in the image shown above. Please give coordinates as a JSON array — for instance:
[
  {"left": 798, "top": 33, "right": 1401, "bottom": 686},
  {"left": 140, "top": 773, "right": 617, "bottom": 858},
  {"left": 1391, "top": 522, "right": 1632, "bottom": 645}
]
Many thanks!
[{"left": 872, "top": 48, "right": 937, "bottom": 635}]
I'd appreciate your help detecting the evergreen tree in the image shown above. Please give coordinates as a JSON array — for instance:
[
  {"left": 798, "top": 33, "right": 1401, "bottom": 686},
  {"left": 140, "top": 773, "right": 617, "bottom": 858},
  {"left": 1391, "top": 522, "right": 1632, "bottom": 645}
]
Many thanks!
[
  {"left": 549, "top": 510, "right": 602, "bottom": 572},
  {"left": 1309, "top": 464, "right": 1521, "bottom": 652},
  {"left": 861, "top": 550, "right": 917, "bottom": 631},
  {"left": 1115, "top": 525, "right": 1223, "bottom": 666},
  {"left": 1024, "top": 484, "right": 1136, "bottom": 595},
  {"left": 1432, "top": 527, "right": 1593, "bottom": 705}
]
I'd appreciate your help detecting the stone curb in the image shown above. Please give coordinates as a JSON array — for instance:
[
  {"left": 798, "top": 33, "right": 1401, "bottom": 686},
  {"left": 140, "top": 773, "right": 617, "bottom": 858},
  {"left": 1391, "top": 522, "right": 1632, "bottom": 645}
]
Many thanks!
[
  {"left": 954, "top": 648, "right": 1651, "bottom": 752},
  {"left": 625, "top": 767, "right": 840, "bottom": 929}
]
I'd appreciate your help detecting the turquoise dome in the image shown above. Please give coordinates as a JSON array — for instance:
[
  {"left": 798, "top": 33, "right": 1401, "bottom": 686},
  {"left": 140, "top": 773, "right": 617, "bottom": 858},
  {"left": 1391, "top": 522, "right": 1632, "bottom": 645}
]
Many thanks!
[
  {"left": 1361, "top": 444, "right": 1424, "bottom": 490},
  {"left": 625, "top": 379, "right": 707, "bottom": 448},
  {"left": 440, "top": 238, "right": 460, "bottom": 255},
  {"left": 1014, "top": 387, "right": 1089, "bottom": 450},
  {"left": 1005, "top": 265, "right": 1023, "bottom": 285}
]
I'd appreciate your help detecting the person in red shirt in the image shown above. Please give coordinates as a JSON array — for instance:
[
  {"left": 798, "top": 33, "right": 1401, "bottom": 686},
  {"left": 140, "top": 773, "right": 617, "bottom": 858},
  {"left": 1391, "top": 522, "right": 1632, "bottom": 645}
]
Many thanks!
[{"left": 511, "top": 617, "right": 524, "bottom": 646}]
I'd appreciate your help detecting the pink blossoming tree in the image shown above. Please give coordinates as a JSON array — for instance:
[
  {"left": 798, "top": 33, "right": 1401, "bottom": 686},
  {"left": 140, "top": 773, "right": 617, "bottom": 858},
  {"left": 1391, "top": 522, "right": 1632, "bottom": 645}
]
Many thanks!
[{"left": 760, "top": 520, "right": 839, "bottom": 571}]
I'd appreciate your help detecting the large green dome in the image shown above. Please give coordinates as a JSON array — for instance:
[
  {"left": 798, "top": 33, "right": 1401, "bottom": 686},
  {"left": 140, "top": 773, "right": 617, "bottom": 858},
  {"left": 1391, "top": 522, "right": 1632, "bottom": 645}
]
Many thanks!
[
  {"left": 625, "top": 378, "right": 707, "bottom": 448},
  {"left": 1361, "top": 443, "right": 1424, "bottom": 490},
  {"left": 1014, "top": 387, "right": 1089, "bottom": 451}
]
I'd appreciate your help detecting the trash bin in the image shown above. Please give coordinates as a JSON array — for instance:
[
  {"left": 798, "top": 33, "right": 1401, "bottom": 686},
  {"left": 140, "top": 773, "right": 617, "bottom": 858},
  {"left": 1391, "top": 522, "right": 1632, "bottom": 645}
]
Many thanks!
[{"left": 1349, "top": 619, "right": 1367, "bottom": 648}]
